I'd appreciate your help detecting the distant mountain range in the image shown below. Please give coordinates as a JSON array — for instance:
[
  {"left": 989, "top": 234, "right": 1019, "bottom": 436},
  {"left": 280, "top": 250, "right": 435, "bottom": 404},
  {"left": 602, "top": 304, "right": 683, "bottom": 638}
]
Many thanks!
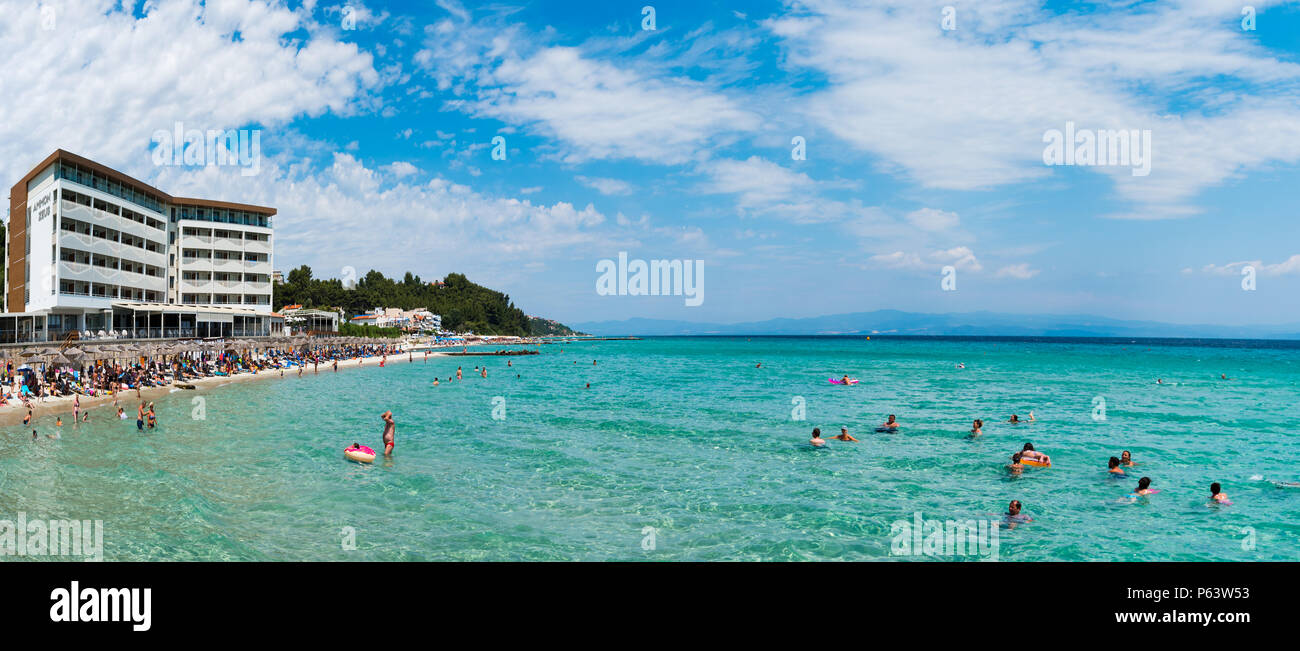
[{"left": 572, "top": 310, "right": 1300, "bottom": 340}]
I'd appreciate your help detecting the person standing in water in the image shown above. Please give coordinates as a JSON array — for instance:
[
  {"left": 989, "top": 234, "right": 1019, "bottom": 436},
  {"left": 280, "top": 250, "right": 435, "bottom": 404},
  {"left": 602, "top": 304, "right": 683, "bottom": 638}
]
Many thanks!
[
  {"left": 881, "top": 414, "right": 899, "bottom": 430},
  {"left": 1008, "top": 453, "right": 1024, "bottom": 475},
  {"left": 381, "top": 410, "right": 395, "bottom": 455},
  {"left": 1108, "top": 457, "right": 1125, "bottom": 476},
  {"left": 137, "top": 401, "right": 145, "bottom": 431},
  {"left": 456, "top": 366, "right": 463, "bottom": 380},
  {"left": 809, "top": 427, "right": 827, "bottom": 447},
  {"left": 831, "top": 426, "right": 858, "bottom": 442},
  {"left": 1210, "top": 482, "right": 1230, "bottom": 504},
  {"left": 1004, "top": 500, "right": 1031, "bottom": 528}
]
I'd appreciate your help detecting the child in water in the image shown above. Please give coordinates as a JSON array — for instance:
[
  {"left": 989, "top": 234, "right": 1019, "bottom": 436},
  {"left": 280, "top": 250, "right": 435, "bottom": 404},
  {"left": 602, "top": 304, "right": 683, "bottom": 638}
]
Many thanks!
[
  {"left": 1007, "top": 453, "right": 1024, "bottom": 475},
  {"left": 1134, "top": 477, "right": 1156, "bottom": 496}
]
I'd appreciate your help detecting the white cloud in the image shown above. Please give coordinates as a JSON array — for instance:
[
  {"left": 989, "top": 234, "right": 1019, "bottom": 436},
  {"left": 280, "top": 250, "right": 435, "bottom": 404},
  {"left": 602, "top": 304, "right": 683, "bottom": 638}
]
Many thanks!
[
  {"left": 700, "top": 156, "right": 815, "bottom": 210},
  {"left": 1198, "top": 255, "right": 1300, "bottom": 277},
  {"left": 464, "top": 47, "right": 761, "bottom": 165},
  {"left": 905, "top": 207, "right": 960, "bottom": 232},
  {"left": 767, "top": 0, "right": 1300, "bottom": 218},
  {"left": 995, "top": 263, "right": 1040, "bottom": 279},
  {"left": 0, "top": 0, "right": 380, "bottom": 188},
  {"left": 153, "top": 153, "right": 614, "bottom": 272},
  {"left": 869, "top": 246, "right": 982, "bottom": 273},
  {"left": 576, "top": 176, "right": 634, "bottom": 196},
  {"left": 383, "top": 161, "right": 419, "bottom": 178}
]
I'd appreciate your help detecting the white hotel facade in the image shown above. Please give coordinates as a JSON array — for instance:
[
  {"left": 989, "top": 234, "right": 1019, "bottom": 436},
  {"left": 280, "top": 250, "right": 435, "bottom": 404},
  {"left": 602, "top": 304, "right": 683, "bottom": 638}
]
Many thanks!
[{"left": 3, "top": 150, "right": 282, "bottom": 343}]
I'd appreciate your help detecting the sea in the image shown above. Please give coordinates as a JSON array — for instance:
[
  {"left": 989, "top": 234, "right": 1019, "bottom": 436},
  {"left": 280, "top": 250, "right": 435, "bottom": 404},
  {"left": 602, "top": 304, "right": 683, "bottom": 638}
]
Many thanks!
[{"left": 2, "top": 336, "right": 1297, "bottom": 561}]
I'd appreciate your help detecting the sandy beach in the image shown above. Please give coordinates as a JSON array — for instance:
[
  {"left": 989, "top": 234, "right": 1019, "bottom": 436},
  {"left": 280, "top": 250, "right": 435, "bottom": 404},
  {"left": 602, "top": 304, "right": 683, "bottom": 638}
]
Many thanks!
[{"left": 0, "top": 348, "right": 448, "bottom": 428}]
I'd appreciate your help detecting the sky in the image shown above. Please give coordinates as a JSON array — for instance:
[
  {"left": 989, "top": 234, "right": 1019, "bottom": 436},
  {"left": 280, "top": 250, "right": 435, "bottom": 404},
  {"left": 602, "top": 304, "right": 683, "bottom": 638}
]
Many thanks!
[{"left": 1, "top": 0, "right": 1298, "bottom": 327}]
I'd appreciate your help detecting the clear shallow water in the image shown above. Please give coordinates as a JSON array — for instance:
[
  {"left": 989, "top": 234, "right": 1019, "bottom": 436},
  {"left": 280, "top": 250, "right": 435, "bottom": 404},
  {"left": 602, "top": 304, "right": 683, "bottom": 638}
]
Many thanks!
[{"left": 2, "top": 337, "right": 1298, "bottom": 561}]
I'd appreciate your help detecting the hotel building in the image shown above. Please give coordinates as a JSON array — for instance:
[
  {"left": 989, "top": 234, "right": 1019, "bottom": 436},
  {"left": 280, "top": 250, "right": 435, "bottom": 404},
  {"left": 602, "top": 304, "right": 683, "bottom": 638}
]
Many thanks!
[{"left": 3, "top": 150, "right": 281, "bottom": 342}]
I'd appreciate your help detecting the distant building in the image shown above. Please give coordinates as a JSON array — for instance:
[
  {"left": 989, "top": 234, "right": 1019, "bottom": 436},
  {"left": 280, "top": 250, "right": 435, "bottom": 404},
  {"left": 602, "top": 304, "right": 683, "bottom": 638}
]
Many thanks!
[
  {"left": 349, "top": 307, "right": 441, "bottom": 332},
  {"left": 282, "top": 304, "right": 339, "bottom": 335}
]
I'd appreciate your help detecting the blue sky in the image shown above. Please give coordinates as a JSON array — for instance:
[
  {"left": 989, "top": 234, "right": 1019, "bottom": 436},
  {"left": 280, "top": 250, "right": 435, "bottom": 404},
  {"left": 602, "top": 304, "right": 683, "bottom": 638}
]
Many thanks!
[{"left": 2, "top": 0, "right": 1299, "bottom": 326}]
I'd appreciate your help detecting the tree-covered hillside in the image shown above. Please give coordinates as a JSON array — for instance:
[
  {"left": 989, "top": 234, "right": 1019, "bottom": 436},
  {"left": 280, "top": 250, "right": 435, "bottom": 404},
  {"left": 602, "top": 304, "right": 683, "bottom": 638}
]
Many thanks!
[{"left": 273, "top": 267, "right": 578, "bottom": 336}]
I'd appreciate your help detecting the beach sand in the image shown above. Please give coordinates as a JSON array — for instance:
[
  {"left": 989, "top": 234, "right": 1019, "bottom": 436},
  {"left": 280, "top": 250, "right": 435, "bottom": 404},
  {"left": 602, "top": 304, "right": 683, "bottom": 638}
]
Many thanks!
[{"left": 0, "top": 349, "right": 448, "bottom": 428}]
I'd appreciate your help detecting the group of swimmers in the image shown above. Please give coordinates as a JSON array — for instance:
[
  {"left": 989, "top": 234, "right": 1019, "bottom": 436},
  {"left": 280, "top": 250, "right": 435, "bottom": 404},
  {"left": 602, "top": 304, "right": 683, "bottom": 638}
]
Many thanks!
[
  {"left": 808, "top": 414, "right": 900, "bottom": 445},
  {"left": 21, "top": 397, "right": 155, "bottom": 440},
  {"left": 810, "top": 406, "right": 1242, "bottom": 525}
]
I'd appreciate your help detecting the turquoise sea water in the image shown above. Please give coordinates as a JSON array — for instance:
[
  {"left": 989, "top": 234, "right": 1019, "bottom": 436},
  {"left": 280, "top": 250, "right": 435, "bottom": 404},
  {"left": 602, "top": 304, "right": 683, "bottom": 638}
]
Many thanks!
[{"left": 2, "top": 336, "right": 1298, "bottom": 561}]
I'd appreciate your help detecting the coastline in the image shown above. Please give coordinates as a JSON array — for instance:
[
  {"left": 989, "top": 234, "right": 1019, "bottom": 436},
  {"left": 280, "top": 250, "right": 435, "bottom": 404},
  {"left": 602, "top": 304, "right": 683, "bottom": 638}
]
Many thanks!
[{"left": 0, "top": 348, "right": 448, "bottom": 428}]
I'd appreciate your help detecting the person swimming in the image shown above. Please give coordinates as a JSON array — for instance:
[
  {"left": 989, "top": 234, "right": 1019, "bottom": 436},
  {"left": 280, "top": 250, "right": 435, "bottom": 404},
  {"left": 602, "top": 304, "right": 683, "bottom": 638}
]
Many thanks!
[
  {"left": 1210, "top": 482, "right": 1230, "bottom": 504},
  {"left": 1134, "top": 476, "right": 1156, "bottom": 496},
  {"left": 880, "top": 414, "right": 899, "bottom": 430},
  {"left": 840, "top": 375, "right": 851, "bottom": 385},
  {"left": 1008, "top": 453, "right": 1024, "bottom": 475},
  {"left": 1008, "top": 412, "right": 1035, "bottom": 423},
  {"left": 969, "top": 419, "right": 984, "bottom": 438},
  {"left": 1019, "top": 443, "right": 1049, "bottom": 465},
  {"left": 831, "top": 426, "right": 858, "bottom": 442},
  {"left": 1107, "top": 456, "right": 1125, "bottom": 476},
  {"left": 1004, "top": 500, "right": 1031, "bottom": 527},
  {"left": 1120, "top": 450, "right": 1136, "bottom": 467},
  {"left": 809, "top": 427, "right": 826, "bottom": 447}
]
